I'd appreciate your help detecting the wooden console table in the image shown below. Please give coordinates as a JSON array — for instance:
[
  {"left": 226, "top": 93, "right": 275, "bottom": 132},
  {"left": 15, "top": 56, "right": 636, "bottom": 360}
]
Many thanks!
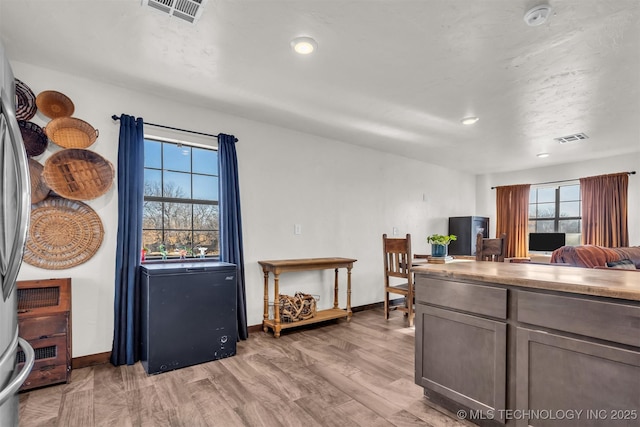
[{"left": 258, "top": 257, "right": 357, "bottom": 338}]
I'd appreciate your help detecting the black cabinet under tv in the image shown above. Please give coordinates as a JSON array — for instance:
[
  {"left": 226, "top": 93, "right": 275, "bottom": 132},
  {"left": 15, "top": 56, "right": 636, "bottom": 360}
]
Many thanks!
[{"left": 448, "top": 216, "right": 489, "bottom": 256}]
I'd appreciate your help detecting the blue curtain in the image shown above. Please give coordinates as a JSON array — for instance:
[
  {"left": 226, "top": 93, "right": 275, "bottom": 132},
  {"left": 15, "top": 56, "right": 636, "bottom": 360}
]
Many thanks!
[
  {"left": 111, "top": 115, "right": 144, "bottom": 366},
  {"left": 218, "top": 133, "right": 248, "bottom": 340}
]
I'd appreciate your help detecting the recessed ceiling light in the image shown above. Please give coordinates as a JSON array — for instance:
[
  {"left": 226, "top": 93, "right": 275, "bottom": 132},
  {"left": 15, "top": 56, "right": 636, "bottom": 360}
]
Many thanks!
[
  {"left": 291, "top": 37, "right": 317, "bottom": 55},
  {"left": 460, "top": 116, "right": 479, "bottom": 125},
  {"left": 537, "top": 152, "right": 550, "bottom": 158}
]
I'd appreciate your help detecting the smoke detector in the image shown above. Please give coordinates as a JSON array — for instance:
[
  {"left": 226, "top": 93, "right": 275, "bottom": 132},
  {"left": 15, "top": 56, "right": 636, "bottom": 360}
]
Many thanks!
[
  {"left": 142, "top": 0, "right": 208, "bottom": 24},
  {"left": 524, "top": 4, "right": 552, "bottom": 26}
]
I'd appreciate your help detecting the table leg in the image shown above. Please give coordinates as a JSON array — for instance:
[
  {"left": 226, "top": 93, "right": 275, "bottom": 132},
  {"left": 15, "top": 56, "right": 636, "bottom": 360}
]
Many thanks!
[
  {"left": 333, "top": 268, "right": 339, "bottom": 309},
  {"left": 274, "top": 273, "right": 281, "bottom": 338},
  {"left": 262, "top": 271, "right": 269, "bottom": 332},
  {"left": 347, "top": 266, "right": 352, "bottom": 320}
]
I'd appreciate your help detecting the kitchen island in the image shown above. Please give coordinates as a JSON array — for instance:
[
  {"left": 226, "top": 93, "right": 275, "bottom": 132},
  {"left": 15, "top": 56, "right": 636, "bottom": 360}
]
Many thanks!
[{"left": 412, "top": 262, "right": 640, "bottom": 427}]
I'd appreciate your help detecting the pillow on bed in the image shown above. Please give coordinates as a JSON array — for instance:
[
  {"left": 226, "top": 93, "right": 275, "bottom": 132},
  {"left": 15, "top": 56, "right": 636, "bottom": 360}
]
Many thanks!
[{"left": 605, "top": 259, "right": 637, "bottom": 270}]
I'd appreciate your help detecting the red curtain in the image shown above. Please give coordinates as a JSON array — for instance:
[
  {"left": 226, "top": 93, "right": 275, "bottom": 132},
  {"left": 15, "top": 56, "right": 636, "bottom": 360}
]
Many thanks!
[
  {"left": 496, "top": 184, "right": 531, "bottom": 258},
  {"left": 580, "top": 173, "right": 629, "bottom": 247}
]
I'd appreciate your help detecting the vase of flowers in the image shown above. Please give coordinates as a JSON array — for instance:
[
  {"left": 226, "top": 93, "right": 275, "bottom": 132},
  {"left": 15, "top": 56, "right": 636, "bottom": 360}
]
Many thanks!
[{"left": 427, "top": 234, "right": 457, "bottom": 258}]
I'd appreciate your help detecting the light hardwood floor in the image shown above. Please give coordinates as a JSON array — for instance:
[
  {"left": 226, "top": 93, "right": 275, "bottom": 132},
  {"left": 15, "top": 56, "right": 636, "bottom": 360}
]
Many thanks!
[{"left": 19, "top": 309, "right": 474, "bottom": 427}]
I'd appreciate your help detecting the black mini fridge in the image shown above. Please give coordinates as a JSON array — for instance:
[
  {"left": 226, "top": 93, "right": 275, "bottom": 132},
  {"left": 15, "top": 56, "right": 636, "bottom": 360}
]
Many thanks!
[{"left": 139, "top": 261, "right": 237, "bottom": 375}]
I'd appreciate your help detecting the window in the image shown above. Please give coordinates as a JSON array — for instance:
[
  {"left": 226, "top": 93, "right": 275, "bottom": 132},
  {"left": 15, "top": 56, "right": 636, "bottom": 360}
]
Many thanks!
[
  {"left": 142, "top": 138, "right": 219, "bottom": 259},
  {"left": 528, "top": 183, "right": 581, "bottom": 246}
]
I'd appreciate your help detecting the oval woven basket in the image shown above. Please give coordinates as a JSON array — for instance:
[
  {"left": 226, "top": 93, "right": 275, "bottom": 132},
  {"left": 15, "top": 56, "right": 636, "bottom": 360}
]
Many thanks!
[
  {"left": 28, "top": 158, "right": 50, "bottom": 204},
  {"left": 24, "top": 197, "right": 104, "bottom": 270},
  {"left": 18, "top": 120, "right": 49, "bottom": 157},
  {"left": 15, "top": 79, "right": 37, "bottom": 120},
  {"left": 44, "top": 117, "right": 99, "bottom": 149},
  {"left": 36, "top": 90, "right": 75, "bottom": 119},
  {"left": 42, "top": 149, "right": 114, "bottom": 200}
]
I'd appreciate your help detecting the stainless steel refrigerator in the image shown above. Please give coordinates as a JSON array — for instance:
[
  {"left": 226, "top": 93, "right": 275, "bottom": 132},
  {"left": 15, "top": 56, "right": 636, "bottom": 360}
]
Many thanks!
[{"left": 0, "top": 41, "right": 35, "bottom": 426}]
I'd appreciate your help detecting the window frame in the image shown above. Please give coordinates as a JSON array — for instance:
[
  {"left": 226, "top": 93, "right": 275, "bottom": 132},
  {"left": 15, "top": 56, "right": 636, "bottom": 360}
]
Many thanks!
[
  {"left": 528, "top": 182, "right": 582, "bottom": 244},
  {"left": 142, "top": 136, "right": 220, "bottom": 261}
]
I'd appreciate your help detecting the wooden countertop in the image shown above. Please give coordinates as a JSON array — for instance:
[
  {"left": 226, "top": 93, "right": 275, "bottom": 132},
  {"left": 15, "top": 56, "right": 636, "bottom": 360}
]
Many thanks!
[{"left": 412, "top": 261, "right": 640, "bottom": 301}]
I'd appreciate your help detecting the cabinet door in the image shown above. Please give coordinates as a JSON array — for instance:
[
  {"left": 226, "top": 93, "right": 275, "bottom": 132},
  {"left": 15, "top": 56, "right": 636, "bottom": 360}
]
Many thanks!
[
  {"left": 416, "top": 304, "right": 507, "bottom": 423},
  {"left": 516, "top": 328, "right": 640, "bottom": 427}
]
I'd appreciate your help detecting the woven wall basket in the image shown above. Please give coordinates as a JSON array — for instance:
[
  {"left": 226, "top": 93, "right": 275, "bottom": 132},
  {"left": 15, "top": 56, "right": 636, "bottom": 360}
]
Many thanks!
[
  {"left": 44, "top": 117, "right": 99, "bottom": 149},
  {"left": 28, "top": 158, "right": 50, "bottom": 204},
  {"left": 15, "top": 79, "right": 37, "bottom": 120},
  {"left": 35, "top": 90, "right": 75, "bottom": 119},
  {"left": 24, "top": 197, "right": 104, "bottom": 270},
  {"left": 18, "top": 120, "right": 49, "bottom": 157},
  {"left": 42, "top": 149, "right": 114, "bottom": 200}
]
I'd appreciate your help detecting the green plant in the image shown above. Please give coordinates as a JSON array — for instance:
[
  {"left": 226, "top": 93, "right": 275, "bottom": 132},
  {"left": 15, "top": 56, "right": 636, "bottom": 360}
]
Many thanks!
[
  {"left": 426, "top": 234, "right": 457, "bottom": 246},
  {"left": 158, "top": 244, "right": 168, "bottom": 258}
]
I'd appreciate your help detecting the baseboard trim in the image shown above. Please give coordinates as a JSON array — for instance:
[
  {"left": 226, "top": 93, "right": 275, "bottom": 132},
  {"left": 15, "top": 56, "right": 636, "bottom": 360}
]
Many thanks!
[
  {"left": 74, "top": 302, "right": 398, "bottom": 366},
  {"left": 352, "top": 300, "right": 406, "bottom": 312},
  {"left": 247, "top": 324, "right": 263, "bottom": 334},
  {"left": 72, "top": 351, "right": 111, "bottom": 369}
]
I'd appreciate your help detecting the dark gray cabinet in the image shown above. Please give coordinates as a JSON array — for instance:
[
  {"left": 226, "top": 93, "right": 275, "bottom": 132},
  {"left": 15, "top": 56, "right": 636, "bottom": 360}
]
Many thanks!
[
  {"left": 448, "top": 216, "right": 489, "bottom": 256},
  {"left": 414, "top": 269, "right": 640, "bottom": 427},
  {"left": 415, "top": 277, "right": 508, "bottom": 423},
  {"left": 416, "top": 305, "right": 507, "bottom": 422},
  {"left": 514, "top": 290, "right": 640, "bottom": 427},
  {"left": 516, "top": 328, "right": 640, "bottom": 427}
]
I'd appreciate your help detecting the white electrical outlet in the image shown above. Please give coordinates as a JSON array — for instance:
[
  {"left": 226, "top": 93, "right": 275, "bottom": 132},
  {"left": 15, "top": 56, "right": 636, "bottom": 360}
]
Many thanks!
[
  {"left": 294, "top": 224, "right": 302, "bottom": 235},
  {"left": 392, "top": 227, "right": 399, "bottom": 235}
]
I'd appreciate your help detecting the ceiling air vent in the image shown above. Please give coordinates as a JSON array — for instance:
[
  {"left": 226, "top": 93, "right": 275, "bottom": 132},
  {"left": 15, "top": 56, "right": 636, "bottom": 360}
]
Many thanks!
[
  {"left": 142, "top": 0, "right": 208, "bottom": 24},
  {"left": 554, "top": 133, "right": 589, "bottom": 144}
]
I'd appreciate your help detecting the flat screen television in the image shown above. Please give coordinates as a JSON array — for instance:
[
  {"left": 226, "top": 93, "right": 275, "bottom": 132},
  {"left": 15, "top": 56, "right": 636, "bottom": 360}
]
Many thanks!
[{"left": 528, "top": 232, "right": 566, "bottom": 252}]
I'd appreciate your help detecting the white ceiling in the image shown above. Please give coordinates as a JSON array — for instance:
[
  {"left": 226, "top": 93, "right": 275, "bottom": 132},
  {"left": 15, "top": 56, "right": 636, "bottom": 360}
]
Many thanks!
[{"left": 1, "top": 0, "right": 639, "bottom": 174}]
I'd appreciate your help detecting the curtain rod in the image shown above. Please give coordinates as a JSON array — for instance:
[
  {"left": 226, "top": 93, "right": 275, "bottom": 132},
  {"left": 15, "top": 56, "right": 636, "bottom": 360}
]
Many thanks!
[
  {"left": 491, "top": 171, "right": 636, "bottom": 189},
  {"left": 111, "top": 115, "right": 238, "bottom": 142}
]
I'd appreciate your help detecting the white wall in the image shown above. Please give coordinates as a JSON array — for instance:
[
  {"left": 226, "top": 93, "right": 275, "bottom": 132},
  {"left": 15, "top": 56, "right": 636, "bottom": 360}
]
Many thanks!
[
  {"left": 12, "top": 61, "right": 477, "bottom": 357},
  {"left": 476, "top": 152, "right": 640, "bottom": 245}
]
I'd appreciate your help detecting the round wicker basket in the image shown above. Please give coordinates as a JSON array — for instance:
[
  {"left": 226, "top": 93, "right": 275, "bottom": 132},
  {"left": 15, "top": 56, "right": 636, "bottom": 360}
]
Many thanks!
[
  {"left": 35, "top": 90, "right": 75, "bottom": 119},
  {"left": 24, "top": 197, "right": 104, "bottom": 270},
  {"left": 42, "top": 149, "right": 114, "bottom": 201},
  {"left": 15, "top": 79, "right": 37, "bottom": 120},
  {"left": 28, "top": 158, "right": 50, "bottom": 204},
  {"left": 18, "top": 120, "right": 49, "bottom": 157},
  {"left": 44, "top": 117, "right": 99, "bottom": 149}
]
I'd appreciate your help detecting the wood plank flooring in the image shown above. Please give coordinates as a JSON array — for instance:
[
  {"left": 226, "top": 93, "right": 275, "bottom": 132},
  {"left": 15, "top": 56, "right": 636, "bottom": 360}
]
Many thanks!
[{"left": 18, "top": 308, "right": 474, "bottom": 427}]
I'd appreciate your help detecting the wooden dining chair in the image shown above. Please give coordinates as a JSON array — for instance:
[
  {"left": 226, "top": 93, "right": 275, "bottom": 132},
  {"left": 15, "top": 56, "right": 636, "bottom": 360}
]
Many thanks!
[
  {"left": 476, "top": 232, "right": 507, "bottom": 262},
  {"left": 382, "top": 233, "right": 414, "bottom": 326}
]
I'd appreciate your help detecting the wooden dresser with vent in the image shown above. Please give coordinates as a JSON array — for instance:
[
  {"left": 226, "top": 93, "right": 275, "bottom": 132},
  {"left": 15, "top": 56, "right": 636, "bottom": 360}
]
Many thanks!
[{"left": 16, "top": 278, "right": 72, "bottom": 391}]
